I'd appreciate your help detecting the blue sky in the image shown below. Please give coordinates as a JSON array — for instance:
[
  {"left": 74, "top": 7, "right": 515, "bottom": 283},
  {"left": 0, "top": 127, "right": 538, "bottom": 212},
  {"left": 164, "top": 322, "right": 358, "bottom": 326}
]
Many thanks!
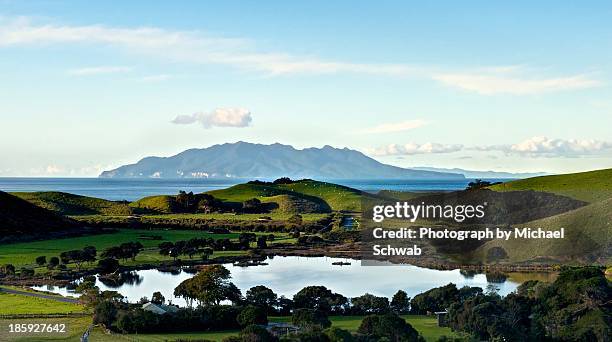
[{"left": 1, "top": 1, "right": 611, "bottom": 176}]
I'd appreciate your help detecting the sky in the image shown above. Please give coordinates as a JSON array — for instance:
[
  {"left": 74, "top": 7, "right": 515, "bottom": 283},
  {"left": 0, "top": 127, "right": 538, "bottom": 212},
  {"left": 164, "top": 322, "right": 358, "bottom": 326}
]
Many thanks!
[{"left": 1, "top": 1, "right": 612, "bottom": 176}]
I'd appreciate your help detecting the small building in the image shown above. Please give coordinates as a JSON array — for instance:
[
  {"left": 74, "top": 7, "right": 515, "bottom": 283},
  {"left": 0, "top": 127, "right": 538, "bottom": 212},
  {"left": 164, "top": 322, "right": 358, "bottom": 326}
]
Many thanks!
[
  {"left": 142, "top": 302, "right": 179, "bottom": 315},
  {"left": 434, "top": 311, "right": 448, "bottom": 327},
  {"left": 265, "top": 322, "right": 300, "bottom": 336}
]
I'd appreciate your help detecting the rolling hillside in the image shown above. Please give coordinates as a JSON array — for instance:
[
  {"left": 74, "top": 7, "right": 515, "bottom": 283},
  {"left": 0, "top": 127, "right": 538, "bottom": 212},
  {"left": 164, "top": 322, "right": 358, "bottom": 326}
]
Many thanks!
[
  {"left": 488, "top": 168, "right": 612, "bottom": 203},
  {"left": 12, "top": 191, "right": 133, "bottom": 216},
  {"left": 208, "top": 179, "right": 376, "bottom": 212},
  {"left": 0, "top": 191, "right": 79, "bottom": 242},
  {"left": 478, "top": 168, "right": 612, "bottom": 264},
  {"left": 478, "top": 198, "right": 612, "bottom": 263}
]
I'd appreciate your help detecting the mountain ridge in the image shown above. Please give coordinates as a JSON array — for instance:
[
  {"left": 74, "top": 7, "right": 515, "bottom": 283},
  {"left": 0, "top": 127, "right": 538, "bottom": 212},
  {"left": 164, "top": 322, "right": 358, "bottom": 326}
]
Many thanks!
[{"left": 99, "top": 142, "right": 465, "bottom": 180}]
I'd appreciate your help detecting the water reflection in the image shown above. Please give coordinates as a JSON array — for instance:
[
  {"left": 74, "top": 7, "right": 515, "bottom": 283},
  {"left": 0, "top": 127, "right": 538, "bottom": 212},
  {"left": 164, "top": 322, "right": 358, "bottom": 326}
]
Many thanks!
[{"left": 33, "top": 256, "right": 553, "bottom": 307}]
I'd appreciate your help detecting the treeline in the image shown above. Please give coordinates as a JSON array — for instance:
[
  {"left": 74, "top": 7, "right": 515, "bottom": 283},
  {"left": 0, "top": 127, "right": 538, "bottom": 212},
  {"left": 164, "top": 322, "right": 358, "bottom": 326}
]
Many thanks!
[
  {"left": 77, "top": 213, "right": 334, "bottom": 233},
  {"left": 85, "top": 265, "right": 610, "bottom": 341}
]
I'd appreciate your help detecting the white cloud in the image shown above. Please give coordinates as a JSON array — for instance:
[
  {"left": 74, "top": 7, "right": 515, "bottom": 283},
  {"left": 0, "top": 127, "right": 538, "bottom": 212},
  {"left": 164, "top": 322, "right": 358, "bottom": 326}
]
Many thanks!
[
  {"left": 0, "top": 18, "right": 601, "bottom": 95},
  {"left": 363, "top": 119, "right": 428, "bottom": 134},
  {"left": 139, "top": 74, "right": 172, "bottom": 82},
  {"left": 478, "top": 136, "right": 612, "bottom": 157},
  {"left": 368, "top": 142, "right": 463, "bottom": 156},
  {"left": 172, "top": 108, "right": 252, "bottom": 128},
  {"left": 433, "top": 67, "right": 601, "bottom": 95},
  {"left": 68, "top": 66, "right": 132, "bottom": 75}
]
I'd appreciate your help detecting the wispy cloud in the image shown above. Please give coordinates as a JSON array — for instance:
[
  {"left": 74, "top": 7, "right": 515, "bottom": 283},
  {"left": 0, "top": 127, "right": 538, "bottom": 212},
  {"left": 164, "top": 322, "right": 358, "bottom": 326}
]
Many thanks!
[
  {"left": 476, "top": 136, "right": 612, "bottom": 157},
  {"left": 139, "top": 74, "right": 172, "bottom": 82},
  {"left": 172, "top": 108, "right": 252, "bottom": 128},
  {"left": 68, "top": 66, "right": 132, "bottom": 76},
  {"left": 0, "top": 18, "right": 602, "bottom": 95},
  {"left": 363, "top": 119, "right": 428, "bottom": 134},
  {"left": 367, "top": 142, "right": 463, "bottom": 156},
  {"left": 433, "top": 67, "right": 601, "bottom": 95}
]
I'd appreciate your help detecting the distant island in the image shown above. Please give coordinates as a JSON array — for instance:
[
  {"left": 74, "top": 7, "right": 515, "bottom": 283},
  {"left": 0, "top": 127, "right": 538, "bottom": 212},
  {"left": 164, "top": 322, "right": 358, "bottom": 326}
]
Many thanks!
[
  {"left": 100, "top": 142, "right": 466, "bottom": 180},
  {"left": 412, "top": 167, "right": 548, "bottom": 179}
]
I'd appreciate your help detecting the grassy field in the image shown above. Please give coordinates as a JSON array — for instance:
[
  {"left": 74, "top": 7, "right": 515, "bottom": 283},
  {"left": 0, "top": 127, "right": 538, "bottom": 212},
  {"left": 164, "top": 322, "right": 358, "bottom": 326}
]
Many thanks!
[
  {"left": 11, "top": 192, "right": 132, "bottom": 216},
  {"left": 488, "top": 168, "right": 612, "bottom": 203},
  {"left": 88, "top": 315, "right": 457, "bottom": 341},
  {"left": 0, "top": 292, "right": 84, "bottom": 315},
  {"left": 0, "top": 316, "right": 92, "bottom": 341},
  {"left": 0, "top": 228, "right": 291, "bottom": 268}
]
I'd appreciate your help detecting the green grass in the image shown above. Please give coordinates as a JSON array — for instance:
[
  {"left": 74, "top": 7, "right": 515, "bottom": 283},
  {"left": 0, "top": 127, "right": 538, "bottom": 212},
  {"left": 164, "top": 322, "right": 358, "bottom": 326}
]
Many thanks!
[
  {"left": 11, "top": 192, "right": 133, "bottom": 216},
  {"left": 129, "top": 195, "right": 177, "bottom": 214},
  {"left": 0, "top": 316, "right": 92, "bottom": 341},
  {"left": 0, "top": 229, "right": 246, "bottom": 268},
  {"left": 208, "top": 180, "right": 376, "bottom": 212},
  {"left": 0, "top": 292, "right": 84, "bottom": 315},
  {"left": 136, "top": 212, "right": 327, "bottom": 221},
  {"left": 94, "top": 315, "right": 456, "bottom": 341},
  {"left": 477, "top": 197, "right": 612, "bottom": 263},
  {"left": 488, "top": 168, "right": 612, "bottom": 203}
]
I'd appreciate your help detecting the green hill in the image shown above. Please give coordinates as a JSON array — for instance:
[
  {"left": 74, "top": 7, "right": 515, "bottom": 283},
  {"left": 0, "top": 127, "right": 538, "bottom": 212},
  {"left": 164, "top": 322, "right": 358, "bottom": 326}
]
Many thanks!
[
  {"left": 477, "top": 198, "right": 612, "bottom": 264},
  {"left": 488, "top": 168, "right": 612, "bottom": 203},
  {"left": 208, "top": 179, "right": 374, "bottom": 212},
  {"left": 0, "top": 191, "right": 79, "bottom": 242},
  {"left": 129, "top": 195, "right": 177, "bottom": 214},
  {"left": 11, "top": 191, "right": 133, "bottom": 216},
  {"left": 260, "top": 194, "right": 329, "bottom": 214}
]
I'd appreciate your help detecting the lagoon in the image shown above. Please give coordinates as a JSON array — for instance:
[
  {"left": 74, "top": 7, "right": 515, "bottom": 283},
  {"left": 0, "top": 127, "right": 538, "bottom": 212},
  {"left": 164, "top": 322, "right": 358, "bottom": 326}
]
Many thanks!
[{"left": 33, "top": 256, "right": 552, "bottom": 307}]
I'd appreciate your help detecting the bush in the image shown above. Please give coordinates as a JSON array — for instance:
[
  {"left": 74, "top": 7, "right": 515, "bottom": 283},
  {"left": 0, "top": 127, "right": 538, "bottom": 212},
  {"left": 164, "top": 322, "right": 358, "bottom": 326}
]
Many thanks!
[
  {"left": 291, "top": 308, "right": 331, "bottom": 329},
  {"left": 357, "top": 313, "right": 423, "bottom": 342},
  {"left": 239, "top": 325, "right": 277, "bottom": 342},
  {"left": 97, "top": 258, "right": 120, "bottom": 274},
  {"left": 237, "top": 305, "right": 268, "bottom": 327}
]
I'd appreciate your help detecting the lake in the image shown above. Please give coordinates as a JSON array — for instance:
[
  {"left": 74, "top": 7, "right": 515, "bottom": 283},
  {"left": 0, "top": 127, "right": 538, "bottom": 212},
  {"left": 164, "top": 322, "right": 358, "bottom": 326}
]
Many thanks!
[
  {"left": 33, "top": 256, "right": 553, "bottom": 306},
  {"left": 0, "top": 177, "right": 511, "bottom": 201}
]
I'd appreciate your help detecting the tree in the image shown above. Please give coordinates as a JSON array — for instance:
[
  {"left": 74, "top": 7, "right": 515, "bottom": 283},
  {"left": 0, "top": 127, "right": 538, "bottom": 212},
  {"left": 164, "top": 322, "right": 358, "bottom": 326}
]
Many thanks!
[
  {"left": 324, "top": 327, "right": 354, "bottom": 342},
  {"left": 358, "top": 313, "right": 423, "bottom": 342},
  {"left": 291, "top": 308, "right": 331, "bottom": 329},
  {"left": 245, "top": 285, "right": 278, "bottom": 314},
  {"left": 93, "top": 301, "right": 118, "bottom": 327},
  {"left": 466, "top": 179, "right": 493, "bottom": 190},
  {"left": 97, "top": 258, "right": 119, "bottom": 274},
  {"left": 239, "top": 233, "right": 257, "bottom": 248},
  {"left": 174, "top": 264, "right": 241, "bottom": 307},
  {"left": 391, "top": 290, "right": 410, "bottom": 314},
  {"left": 201, "top": 247, "right": 214, "bottom": 261},
  {"left": 237, "top": 305, "right": 268, "bottom": 327},
  {"left": 242, "top": 198, "right": 262, "bottom": 213},
  {"left": 48, "top": 257, "right": 60, "bottom": 269},
  {"left": 293, "top": 286, "right": 348, "bottom": 314},
  {"left": 257, "top": 236, "right": 268, "bottom": 249},
  {"left": 350, "top": 293, "right": 389, "bottom": 314},
  {"left": 151, "top": 291, "right": 165, "bottom": 305},
  {"left": 35, "top": 256, "right": 47, "bottom": 266}
]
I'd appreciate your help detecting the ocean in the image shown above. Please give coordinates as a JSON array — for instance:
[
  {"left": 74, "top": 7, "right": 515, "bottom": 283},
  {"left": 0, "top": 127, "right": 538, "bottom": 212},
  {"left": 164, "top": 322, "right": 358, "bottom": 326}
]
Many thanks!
[{"left": 0, "top": 177, "right": 511, "bottom": 201}]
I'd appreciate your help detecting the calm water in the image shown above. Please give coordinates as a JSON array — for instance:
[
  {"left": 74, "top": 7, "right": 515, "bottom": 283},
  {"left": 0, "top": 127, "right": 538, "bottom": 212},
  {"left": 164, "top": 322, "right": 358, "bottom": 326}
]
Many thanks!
[
  {"left": 33, "top": 256, "right": 545, "bottom": 306},
  {"left": 0, "top": 178, "right": 509, "bottom": 201}
]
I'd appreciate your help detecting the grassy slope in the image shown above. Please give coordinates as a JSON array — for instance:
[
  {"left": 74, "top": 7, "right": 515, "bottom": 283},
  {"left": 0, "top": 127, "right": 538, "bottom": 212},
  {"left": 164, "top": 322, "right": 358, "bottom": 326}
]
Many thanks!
[
  {"left": 11, "top": 192, "right": 132, "bottom": 216},
  {"left": 0, "top": 292, "right": 84, "bottom": 315},
  {"left": 89, "top": 315, "right": 456, "bottom": 342},
  {"left": 488, "top": 168, "right": 612, "bottom": 203},
  {"left": 276, "top": 180, "right": 376, "bottom": 212},
  {"left": 129, "top": 195, "right": 176, "bottom": 214},
  {"left": 481, "top": 168, "right": 612, "bottom": 264},
  {"left": 478, "top": 198, "right": 612, "bottom": 263},
  {"left": 208, "top": 180, "right": 372, "bottom": 212},
  {"left": 0, "top": 191, "right": 77, "bottom": 238}
]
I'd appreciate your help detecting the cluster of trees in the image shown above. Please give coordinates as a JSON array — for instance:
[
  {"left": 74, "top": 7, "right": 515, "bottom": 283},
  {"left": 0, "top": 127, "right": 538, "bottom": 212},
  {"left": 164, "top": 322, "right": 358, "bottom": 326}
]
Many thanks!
[
  {"left": 247, "top": 177, "right": 302, "bottom": 185},
  {"left": 59, "top": 246, "right": 97, "bottom": 271},
  {"left": 173, "top": 191, "right": 269, "bottom": 214},
  {"left": 91, "top": 265, "right": 611, "bottom": 341},
  {"left": 101, "top": 242, "right": 143, "bottom": 262},
  {"left": 447, "top": 267, "right": 611, "bottom": 341}
]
